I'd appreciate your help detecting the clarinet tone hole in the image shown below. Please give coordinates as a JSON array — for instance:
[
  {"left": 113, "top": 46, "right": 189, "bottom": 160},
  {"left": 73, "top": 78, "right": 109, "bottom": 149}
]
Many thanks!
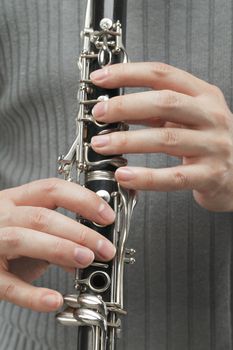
[{"left": 89, "top": 271, "right": 110, "bottom": 293}]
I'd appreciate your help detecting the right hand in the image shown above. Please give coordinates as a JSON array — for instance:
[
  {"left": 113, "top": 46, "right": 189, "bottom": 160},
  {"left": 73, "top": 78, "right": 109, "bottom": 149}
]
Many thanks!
[{"left": 0, "top": 178, "right": 116, "bottom": 312}]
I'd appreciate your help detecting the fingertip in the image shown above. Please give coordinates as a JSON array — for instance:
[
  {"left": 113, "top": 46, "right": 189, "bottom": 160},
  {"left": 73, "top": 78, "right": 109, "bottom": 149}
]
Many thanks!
[
  {"left": 98, "top": 202, "right": 116, "bottom": 224},
  {"left": 115, "top": 169, "right": 139, "bottom": 190},
  {"left": 74, "top": 247, "right": 95, "bottom": 268},
  {"left": 96, "top": 239, "right": 116, "bottom": 261},
  {"left": 41, "top": 291, "right": 63, "bottom": 312},
  {"left": 115, "top": 167, "right": 136, "bottom": 182},
  {"left": 90, "top": 67, "right": 109, "bottom": 83}
]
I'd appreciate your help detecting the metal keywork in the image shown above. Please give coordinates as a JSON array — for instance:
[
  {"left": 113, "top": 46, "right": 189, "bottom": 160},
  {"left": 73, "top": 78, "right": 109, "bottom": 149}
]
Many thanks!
[{"left": 56, "top": 1, "right": 136, "bottom": 350}]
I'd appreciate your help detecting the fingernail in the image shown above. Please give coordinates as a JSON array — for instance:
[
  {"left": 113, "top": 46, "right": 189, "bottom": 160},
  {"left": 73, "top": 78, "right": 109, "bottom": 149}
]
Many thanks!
[
  {"left": 116, "top": 167, "right": 136, "bottom": 181},
  {"left": 90, "top": 68, "right": 109, "bottom": 81},
  {"left": 74, "top": 247, "right": 94, "bottom": 266},
  {"left": 98, "top": 202, "right": 115, "bottom": 222},
  {"left": 91, "top": 135, "right": 110, "bottom": 148},
  {"left": 42, "top": 293, "right": 63, "bottom": 309},
  {"left": 97, "top": 239, "right": 116, "bottom": 260},
  {"left": 92, "top": 101, "right": 108, "bottom": 119}
]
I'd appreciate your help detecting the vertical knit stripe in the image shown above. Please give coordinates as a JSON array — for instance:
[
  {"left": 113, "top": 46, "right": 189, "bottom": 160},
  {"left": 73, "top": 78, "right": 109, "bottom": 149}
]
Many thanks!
[
  {"left": 35, "top": 0, "right": 51, "bottom": 179},
  {"left": 0, "top": 1, "right": 19, "bottom": 188},
  {"left": 1, "top": 327, "right": 12, "bottom": 350},
  {"left": 13, "top": 0, "right": 33, "bottom": 184},
  {"left": 2, "top": 0, "right": 26, "bottom": 186},
  {"left": 23, "top": 0, "right": 42, "bottom": 180},
  {"left": 57, "top": 0, "right": 68, "bottom": 152},
  {"left": 0, "top": 322, "right": 8, "bottom": 345}
]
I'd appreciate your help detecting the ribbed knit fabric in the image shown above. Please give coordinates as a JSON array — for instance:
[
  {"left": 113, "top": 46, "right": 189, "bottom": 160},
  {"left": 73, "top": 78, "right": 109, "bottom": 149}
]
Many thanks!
[{"left": 0, "top": 0, "right": 233, "bottom": 349}]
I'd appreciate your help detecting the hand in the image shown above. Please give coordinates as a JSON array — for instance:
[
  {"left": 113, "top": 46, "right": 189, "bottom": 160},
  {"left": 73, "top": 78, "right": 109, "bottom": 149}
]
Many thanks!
[
  {"left": 0, "top": 178, "right": 115, "bottom": 312},
  {"left": 90, "top": 62, "right": 233, "bottom": 212}
]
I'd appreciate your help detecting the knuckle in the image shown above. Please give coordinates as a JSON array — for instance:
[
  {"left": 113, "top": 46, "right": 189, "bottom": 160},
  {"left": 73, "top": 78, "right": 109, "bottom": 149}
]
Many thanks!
[
  {"left": 173, "top": 171, "right": 189, "bottom": 189},
  {"left": 204, "top": 167, "right": 226, "bottom": 199},
  {"left": 116, "top": 132, "right": 128, "bottom": 148},
  {"left": 213, "top": 110, "right": 232, "bottom": 129},
  {"left": 112, "top": 95, "right": 125, "bottom": 116},
  {"left": 157, "top": 90, "right": 180, "bottom": 109},
  {"left": 22, "top": 178, "right": 60, "bottom": 205},
  {"left": 29, "top": 207, "right": 50, "bottom": 231},
  {"left": 21, "top": 182, "right": 33, "bottom": 200},
  {"left": 216, "top": 136, "right": 233, "bottom": 158},
  {"left": 77, "top": 228, "right": 88, "bottom": 246},
  {"left": 0, "top": 227, "right": 21, "bottom": 249},
  {"left": 150, "top": 62, "right": 171, "bottom": 78},
  {"left": 209, "top": 84, "right": 224, "bottom": 98},
  {"left": 53, "top": 239, "right": 65, "bottom": 261},
  {"left": 161, "top": 128, "right": 179, "bottom": 146},
  {"left": 1, "top": 283, "right": 16, "bottom": 301},
  {"left": 145, "top": 170, "right": 155, "bottom": 188},
  {"left": 25, "top": 292, "right": 34, "bottom": 309},
  {"left": 39, "top": 178, "right": 60, "bottom": 194},
  {"left": 211, "top": 164, "right": 228, "bottom": 184}
]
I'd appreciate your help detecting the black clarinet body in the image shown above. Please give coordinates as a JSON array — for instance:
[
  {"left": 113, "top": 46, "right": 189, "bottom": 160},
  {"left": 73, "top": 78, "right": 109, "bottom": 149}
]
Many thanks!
[{"left": 56, "top": 1, "right": 136, "bottom": 349}]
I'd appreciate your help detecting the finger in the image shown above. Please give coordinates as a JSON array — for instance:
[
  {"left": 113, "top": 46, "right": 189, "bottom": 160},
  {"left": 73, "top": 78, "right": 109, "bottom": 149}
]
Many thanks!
[
  {"left": 90, "top": 62, "right": 212, "bottom": 96},
  {"left": 2, "top": 178, "right": 115, "bottom": 226},
  {"left": 121, "top": 119, "right": 185, "bottom": 128},
  {"left": 115, "top": 165, "right": 211, "bottom": 192},
  {"left": 91, "top": 128, "right": 211, "bottom": 158},
  {"left": 0, "top": 271, "right": 63, "bottom": 312},
  {"left": 0, "top": 227, "right": 96, "bottom": 268},
  {"left": 8, "top": 206, "right": 116, "bottom": 261},
  {"left": 92, "top": 91, "right": 212, "bottom": 127}
]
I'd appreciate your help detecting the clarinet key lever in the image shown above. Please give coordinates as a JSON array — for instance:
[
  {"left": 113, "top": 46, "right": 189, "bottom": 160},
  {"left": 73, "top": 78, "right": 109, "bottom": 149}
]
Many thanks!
[{"left": 55, "top": 1, "right": 136, "bottom": 349}]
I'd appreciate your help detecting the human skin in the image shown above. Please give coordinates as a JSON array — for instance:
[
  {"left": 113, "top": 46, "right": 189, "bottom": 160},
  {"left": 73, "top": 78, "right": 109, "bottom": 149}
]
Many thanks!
[
  {"left": 1, "top": 62, "right": 232, "bottom": 313},
  {"left": 90, "top": 62, "right": 233, "bottom": 212},
  {"left": 0, "top": 178, "right": 116, "bottom": 312}
]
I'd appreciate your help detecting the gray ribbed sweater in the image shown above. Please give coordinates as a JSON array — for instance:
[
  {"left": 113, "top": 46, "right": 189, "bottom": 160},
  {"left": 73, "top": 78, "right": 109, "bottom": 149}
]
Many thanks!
[{"left": 0, "top": 0, "right": 233, "bottom": 349}]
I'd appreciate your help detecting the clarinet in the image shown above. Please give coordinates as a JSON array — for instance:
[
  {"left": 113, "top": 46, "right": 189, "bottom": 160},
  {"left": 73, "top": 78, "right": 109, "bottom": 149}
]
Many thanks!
[{"left": 56, "top": 1, "right": 136, "bottom": 349}]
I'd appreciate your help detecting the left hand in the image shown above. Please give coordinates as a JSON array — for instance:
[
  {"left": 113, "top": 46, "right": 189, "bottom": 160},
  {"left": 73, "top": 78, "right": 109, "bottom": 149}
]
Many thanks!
[{"left": 90, "top": 62, "right": 233, "bottom": 212}]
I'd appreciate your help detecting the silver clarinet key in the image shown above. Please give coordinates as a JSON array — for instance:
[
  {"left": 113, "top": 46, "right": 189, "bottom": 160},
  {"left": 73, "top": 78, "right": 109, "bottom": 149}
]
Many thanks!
[{"left": 56, "top": 1, "right": 136, "bottom": 349}]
